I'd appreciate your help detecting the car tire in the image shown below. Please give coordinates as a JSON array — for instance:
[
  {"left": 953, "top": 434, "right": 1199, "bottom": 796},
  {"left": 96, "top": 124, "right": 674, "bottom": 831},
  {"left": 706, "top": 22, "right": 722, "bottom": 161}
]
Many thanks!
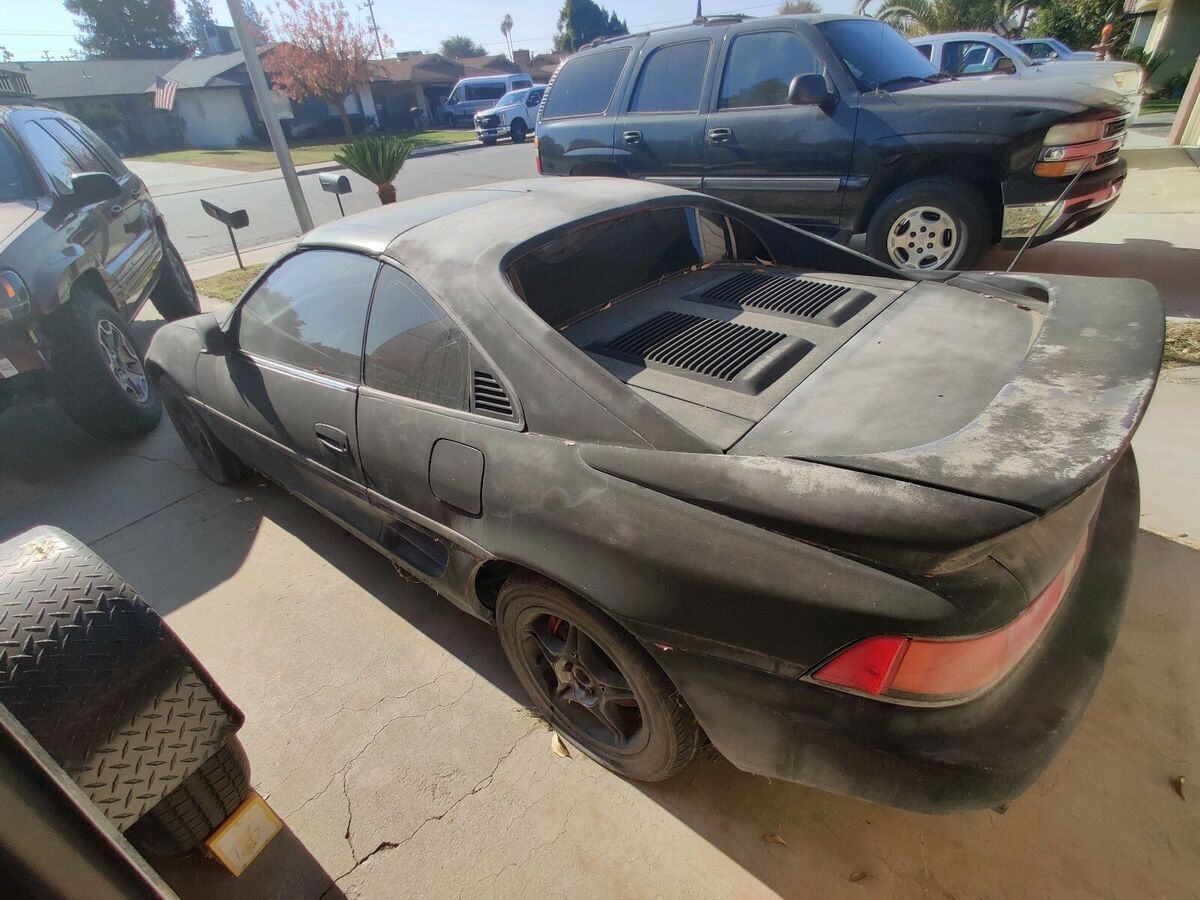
[
  {"left": 150, "top": 236, "right": 200, "bottom": 320},
  {"left": 43, "top": 289, "right": 162, "bottom": 438},
  {"left": 510, "top": 120, "right": 527, "bottom": 144},
  {"left": 158, "top": 376, "right": 249, "bottom": 485},
  {"left": 865, "top": 177, "right": 991, "bottom": 271},
  {"left": 496, "top": 572, "right": 700, "bottom": 782},
  {"left": 125, "top": 738, "right": 251, "bottom": 858}
]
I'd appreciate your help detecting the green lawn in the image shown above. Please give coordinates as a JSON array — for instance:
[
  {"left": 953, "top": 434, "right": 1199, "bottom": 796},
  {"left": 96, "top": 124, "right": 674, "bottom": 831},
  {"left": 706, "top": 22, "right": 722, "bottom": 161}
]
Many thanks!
[
  {"left": 1142, "top": 98, "right": 1181, "bottom": 115},
  {"left": 194, "top": 263, "right": 265, "bottom": 302},
  {"left": 130, "top": 130, "right": 470, "bottom": 172}
]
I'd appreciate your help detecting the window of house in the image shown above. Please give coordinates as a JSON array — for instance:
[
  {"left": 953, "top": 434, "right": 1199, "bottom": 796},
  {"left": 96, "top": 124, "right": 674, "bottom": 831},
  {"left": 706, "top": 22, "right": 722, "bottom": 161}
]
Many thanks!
[
  {"left": 541, "top": 48, "right": 631, "bottom": 118},
  {"left": 363, "top": 267, "right": 469, "bottom": 410},
  {"left": 718, "top": 31, "right": 821, "bottom": 109},
  {"left": 236, "top": 250, "right": 379, "bottom": 382},
  {"left": 629, "top": 40, "right": 711, "bottom": 113}
]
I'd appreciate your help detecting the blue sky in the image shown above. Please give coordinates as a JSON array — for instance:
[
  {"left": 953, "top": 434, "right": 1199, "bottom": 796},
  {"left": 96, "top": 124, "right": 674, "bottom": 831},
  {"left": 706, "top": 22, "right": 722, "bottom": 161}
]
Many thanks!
[{"left": 0, "top": 0, "right": 859, "bottom": 61}]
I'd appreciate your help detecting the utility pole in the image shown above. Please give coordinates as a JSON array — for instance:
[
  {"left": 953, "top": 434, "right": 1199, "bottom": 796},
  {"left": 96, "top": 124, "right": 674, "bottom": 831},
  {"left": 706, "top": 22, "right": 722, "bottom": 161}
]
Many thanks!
[
  {"left": 227, "top": 0, "right": 313, "bottom": 233},
  {"left": 362, "top": 0, "right": 385, "bottom": 59}
]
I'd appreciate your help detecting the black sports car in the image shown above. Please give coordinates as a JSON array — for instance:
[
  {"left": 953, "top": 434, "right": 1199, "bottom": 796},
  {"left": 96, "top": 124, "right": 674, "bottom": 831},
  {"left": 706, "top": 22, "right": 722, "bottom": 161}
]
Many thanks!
[{"left": 146, "top": 178, "right": 1162, "bottom": 812}]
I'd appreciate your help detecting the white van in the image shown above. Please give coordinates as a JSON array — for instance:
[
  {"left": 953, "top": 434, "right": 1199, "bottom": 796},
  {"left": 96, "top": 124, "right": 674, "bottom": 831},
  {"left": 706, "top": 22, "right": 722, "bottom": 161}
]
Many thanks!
[{"left": 443, "top": 73, "right": 533, "bottom": 127}]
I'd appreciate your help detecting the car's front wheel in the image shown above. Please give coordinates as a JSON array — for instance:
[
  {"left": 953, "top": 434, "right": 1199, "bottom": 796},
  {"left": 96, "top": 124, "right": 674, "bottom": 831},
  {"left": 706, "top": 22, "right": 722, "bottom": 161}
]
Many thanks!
[
  {"left": 510, "top": 120, "right": 528, "bottom": 144},
  {"left": 158, "top": 376, "right": 248, "bottom": 484},
  {"left": 865, "top": 177, "right": 991, "bottom": 271},
  {"left": 497, "top": 572, "right": 700, "bottom": 782},
  {"left": 43, "top": 290, "right": 162, "bottom": 438}
]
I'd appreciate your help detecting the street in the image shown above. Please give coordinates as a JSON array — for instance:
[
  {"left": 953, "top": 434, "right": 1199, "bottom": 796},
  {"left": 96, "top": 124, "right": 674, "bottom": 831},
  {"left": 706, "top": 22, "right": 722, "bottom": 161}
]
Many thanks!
[{"left": 142, "top": 143, "right": 535, "bottom": 261}]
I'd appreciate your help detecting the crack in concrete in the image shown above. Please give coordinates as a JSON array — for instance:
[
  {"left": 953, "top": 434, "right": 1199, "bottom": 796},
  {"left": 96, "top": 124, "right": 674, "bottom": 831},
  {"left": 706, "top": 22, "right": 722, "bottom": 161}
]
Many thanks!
[
  {"left": 90, "top": 484, "right": 212, "bottom": 545},
  {"left": 119, "top": 450, "right": 197, "bottom": 475},
  {"left": 457, "top": 795, "right": 579, "bottom": 897},
  {"left": 323, "top": 720, "right": 542, "bottom": 893}
]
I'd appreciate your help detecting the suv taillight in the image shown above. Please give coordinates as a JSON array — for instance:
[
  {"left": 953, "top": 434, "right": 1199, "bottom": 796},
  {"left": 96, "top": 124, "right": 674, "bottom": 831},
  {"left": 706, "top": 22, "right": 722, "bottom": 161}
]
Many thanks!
[
  {"left": 534, "top": 136, "right": 541, "bottom": 174},
  {"left": 812, "top": 531, "right": 1089, "bottom": 703}
]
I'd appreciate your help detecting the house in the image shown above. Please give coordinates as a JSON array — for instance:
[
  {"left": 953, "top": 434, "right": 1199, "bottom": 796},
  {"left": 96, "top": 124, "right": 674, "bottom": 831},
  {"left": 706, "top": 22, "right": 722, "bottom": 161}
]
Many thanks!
[
  {"left": 1127, "top": 0, "right": 1200, "bottom": 85},
  {"left": 369, "top": 52, "right": 514, "bottom": 129},
  {"left": 512, "top": 50, "right": 568, "bottom": 83}
]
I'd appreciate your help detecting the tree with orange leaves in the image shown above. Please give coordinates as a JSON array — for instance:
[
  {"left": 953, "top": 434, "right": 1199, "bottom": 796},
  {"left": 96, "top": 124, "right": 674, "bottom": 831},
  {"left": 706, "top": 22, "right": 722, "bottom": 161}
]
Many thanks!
[{"left": 265, "top": 0, "right": 388, "bottom": 138}]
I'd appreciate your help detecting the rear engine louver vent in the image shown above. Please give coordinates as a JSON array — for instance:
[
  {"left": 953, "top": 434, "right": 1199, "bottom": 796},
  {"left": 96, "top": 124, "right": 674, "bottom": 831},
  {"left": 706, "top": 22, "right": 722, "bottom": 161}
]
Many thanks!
[
  {"left": 597, "top": 312, "right": 786, "bottom": 381},
  {"left": 698, "top": 272, "right": 870, "bottom": 324},
  {"left": 472, "top": 371, "right": 514, "bottom": 418}
]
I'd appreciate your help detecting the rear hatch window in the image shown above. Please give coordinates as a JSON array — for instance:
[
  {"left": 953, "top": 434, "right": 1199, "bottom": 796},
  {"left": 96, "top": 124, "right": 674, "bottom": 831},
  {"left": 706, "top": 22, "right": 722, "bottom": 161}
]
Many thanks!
[{"left": 542, "top": 48, "right": 631, "bottom": 119}]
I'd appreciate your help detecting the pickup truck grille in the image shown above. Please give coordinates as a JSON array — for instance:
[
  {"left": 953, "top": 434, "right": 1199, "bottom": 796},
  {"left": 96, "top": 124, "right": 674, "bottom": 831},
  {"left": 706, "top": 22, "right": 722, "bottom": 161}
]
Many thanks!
[
  {"left": 476, "top": 114, "right": 500, "bottom": 128},
  {"left": 597, "top": 311, "right": 786, "bottom": 381}
]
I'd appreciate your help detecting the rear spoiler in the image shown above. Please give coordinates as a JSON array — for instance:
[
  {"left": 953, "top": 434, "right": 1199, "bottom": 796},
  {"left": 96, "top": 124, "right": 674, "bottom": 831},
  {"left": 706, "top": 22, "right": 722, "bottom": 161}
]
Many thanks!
[{"left": 810, "top": 273, "right": 1163, "bottom": 514}]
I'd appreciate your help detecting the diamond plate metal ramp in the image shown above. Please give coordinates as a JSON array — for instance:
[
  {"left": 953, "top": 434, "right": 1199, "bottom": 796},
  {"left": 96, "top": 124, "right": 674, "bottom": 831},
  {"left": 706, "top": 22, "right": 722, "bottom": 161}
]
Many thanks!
[{"left": 0, "top": 526, "right": 243, "bottom": 831}]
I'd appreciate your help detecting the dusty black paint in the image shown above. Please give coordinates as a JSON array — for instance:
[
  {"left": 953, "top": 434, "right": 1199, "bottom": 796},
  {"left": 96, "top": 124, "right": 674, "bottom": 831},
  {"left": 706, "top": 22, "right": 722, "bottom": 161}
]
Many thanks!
[{"left": 146, "top": 177, "right": 1161, "bottom": 810}]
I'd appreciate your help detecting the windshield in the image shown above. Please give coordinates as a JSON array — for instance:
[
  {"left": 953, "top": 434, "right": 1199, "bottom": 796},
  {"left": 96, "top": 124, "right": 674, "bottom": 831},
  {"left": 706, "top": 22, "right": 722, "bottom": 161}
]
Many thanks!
[
  {"left": 0, "top": 130, "right": 35, "bottom": 201},
  {"left": 497, "top": 90, "right": 525, "bottom": 107},
  {"left": 817, "top": 20, "right": 940, "bottom": 91}
]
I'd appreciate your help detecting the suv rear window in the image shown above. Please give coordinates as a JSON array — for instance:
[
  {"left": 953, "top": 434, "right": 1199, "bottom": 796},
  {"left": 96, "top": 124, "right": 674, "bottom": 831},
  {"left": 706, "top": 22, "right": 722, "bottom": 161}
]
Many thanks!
[
  {"left": 507, "top": 206, "right": 771, "bottom": 328},
  {"left": 542, "top": 48, "right": 631, "bottom": 119}
]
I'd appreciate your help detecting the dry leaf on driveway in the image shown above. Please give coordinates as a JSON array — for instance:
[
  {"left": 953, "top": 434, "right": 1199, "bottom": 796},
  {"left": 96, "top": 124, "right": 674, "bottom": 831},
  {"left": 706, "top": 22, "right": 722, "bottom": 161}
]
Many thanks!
[
  {"left": 550, "top": 732, "right": 571, "bottom": 758},
  {"left": 761, "top": 832, "right": 788, "bottom": 847}
]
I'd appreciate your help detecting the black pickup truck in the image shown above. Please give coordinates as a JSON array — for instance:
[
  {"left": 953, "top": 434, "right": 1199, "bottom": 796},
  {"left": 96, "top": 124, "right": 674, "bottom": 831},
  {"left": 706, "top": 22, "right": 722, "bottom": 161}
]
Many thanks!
[{"left": 535, "top": 15, "right": 1130, "bottom": 271}]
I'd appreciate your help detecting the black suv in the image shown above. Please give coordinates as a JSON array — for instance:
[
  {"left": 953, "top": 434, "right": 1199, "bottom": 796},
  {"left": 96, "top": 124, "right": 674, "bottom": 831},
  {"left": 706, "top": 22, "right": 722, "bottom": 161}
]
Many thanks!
[
  {"left": 536, "top": 15, "right": 1130, "bottom": 271},
  {"left": 0, "top": 105, "right": 196, "bottom": 437}
]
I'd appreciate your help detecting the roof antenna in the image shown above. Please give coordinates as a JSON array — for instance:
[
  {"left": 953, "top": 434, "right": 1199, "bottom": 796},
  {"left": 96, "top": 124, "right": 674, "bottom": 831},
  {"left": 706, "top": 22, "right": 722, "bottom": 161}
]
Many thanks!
[{"left": 1007, "top": 167, "right": 1086, "bottom": 272}]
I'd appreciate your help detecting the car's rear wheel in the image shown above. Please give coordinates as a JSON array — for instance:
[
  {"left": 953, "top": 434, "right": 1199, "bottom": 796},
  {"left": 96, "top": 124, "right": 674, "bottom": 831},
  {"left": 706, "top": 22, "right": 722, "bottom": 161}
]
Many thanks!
[
  {"left": 510, "top": 120, "right": 528, "bottom": 144},
  {"left": 865, "top": 177, "right": 990, "bottom": 271},
  {"left": 496, "top": 573, "right": 700, "bottom": 781},
  {"left": 150, "top": 236, "right": 200, "bottom": 320},
  {"left": 44, "top": 290, "right": 162, "bottom": 438},
  {"left": 158, "top": 376, "right": 248, "bottom": 484}
]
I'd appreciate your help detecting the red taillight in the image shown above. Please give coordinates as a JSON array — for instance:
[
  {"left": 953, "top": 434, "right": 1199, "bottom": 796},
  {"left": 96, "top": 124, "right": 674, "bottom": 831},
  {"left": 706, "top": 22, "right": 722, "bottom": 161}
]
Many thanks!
[
  {"left": 813, "top": 532, "right": 1089, "bottom": 702},
  {"left": 534, "top": 136, "right": 542, "bottom": 174}
]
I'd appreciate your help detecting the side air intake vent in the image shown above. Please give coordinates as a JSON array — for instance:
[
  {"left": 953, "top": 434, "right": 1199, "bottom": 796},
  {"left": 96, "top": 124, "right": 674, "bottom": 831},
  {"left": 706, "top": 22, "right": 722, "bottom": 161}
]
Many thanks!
[
  {"left": 697, "top": 271, "right": 871, "bottom": 325},
  {"left": 472, "top": 371, "right": 514, "bottom": 418},
  {"left": 592, "top": 312, "right": 810, "bottom": 394}
]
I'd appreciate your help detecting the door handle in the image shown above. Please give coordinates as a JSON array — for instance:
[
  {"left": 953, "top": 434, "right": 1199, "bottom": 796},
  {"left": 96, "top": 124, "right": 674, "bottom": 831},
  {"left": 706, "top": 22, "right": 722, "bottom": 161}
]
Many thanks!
[
  {"left": 706, "top": 127, "right": 733, "bottom": 143},
  {"left": 622, "top": 130, "right": 642, "bottom": 144},
  {"left": 314, "top": 423, "right": 349, "bottom": 453}
]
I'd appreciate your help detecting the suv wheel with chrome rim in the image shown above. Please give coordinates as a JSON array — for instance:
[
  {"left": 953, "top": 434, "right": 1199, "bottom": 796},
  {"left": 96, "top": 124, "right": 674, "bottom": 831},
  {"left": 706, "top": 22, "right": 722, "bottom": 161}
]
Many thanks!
[{"left": 866, "top": 177, "right": 991, "bottom": 272}]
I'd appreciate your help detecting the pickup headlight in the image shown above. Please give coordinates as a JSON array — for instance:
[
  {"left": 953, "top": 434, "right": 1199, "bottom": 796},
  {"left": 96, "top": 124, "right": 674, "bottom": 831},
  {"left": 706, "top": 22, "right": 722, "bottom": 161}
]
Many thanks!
[
  {"left": 0, "top": 271, "right": 31, "bottom": 323},
  {"left": 1035, "top": 119, "right": 1124, "bottom": 177}
]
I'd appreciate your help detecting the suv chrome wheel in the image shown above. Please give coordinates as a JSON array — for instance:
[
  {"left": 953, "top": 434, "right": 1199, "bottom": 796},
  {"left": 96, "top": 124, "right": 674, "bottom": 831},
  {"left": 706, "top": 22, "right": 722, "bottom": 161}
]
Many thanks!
[
  {"left": 885, "top": 205, "right": 959, "bottom": 270},
  {"left": 97, "top": 319, "right": 150, "bottom": 404}
]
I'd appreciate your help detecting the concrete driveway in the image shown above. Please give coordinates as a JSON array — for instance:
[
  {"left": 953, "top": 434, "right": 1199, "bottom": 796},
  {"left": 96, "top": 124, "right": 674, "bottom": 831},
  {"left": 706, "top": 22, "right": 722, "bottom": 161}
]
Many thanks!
[
  {"left": 0, "top": 328, "right": 1197, "bottom": 899},
  {"left": 2, "top": 145, "right": 1198, "bottom": 897}
]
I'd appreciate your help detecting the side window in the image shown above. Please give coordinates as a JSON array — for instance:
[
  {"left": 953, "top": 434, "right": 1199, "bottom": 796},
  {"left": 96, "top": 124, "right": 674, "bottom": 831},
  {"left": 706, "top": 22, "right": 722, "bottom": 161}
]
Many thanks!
[
  {"left": 527, "top": 89, "right": 543, "bottom": 107},
  {"left": 629, "top": 40, "right": 711, "bottom": 113},
  {"left": 542, "top": 48, "right": 631, "bottom": 118},
  {"left": 21, "top": 123, "right": 86, "bottom": 193},
  {"left": 913, "top": 43, "right": 932, "bottom": 60},
  {"left": 61, "top": 119, "right": 126, "bottom": 175},
  {"left": 719, "top": 31, "right": 821, "bottom": 109},
  {"left": 237, "top": 250, "right": 378, "bottom": 382},
  {"left": 41, "top": 119, "right": 110, "bottom": 174},
  {"left": 945, "top": 41, "right": 1002, "bottom": 76},
  {"left": 467, "top": 83, "right": 506, "bottom": 101},
  {"left": 1029, "top": 42, "right": 1053, "bottom": 59},
  {"left": 364, "top": 267, "right": 468, "bottom": 410},
  {"left": 513, "top": 79, "right": 532, "bottom": 89}
]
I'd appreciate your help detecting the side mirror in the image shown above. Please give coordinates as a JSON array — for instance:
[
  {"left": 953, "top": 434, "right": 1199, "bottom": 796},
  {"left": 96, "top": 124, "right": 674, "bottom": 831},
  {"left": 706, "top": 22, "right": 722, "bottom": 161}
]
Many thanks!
[
  {"left": 195, "top": 313, "right": 229, "bottom": 355},
  {"left": 1048, "top": 50, "right": 1060, "bottom": 59},
  {"left": 992, "top": 57, "right": 1017, "bottom": 75},
  {"left": 788, "top": 73, "right": 836, "bottom": 108},
  {"left": 67, "top": 171, "right": 120, "bottom": 207}
]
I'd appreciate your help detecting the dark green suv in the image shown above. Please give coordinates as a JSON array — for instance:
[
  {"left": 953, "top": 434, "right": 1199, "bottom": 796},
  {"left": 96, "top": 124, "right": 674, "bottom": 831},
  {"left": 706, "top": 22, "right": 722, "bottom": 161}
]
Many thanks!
[{"left": 0, "top": 104, "right": 197, "bottom": 437}]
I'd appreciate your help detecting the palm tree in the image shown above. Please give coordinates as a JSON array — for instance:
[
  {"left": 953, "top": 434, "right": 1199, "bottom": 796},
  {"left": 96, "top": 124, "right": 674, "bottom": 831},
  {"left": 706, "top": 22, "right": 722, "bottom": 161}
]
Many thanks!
[
  {"left": 501, "top": 14, "right": 514, "bottom": 62},
  {"left": 333, "top": 136, "right": 413, "bottom": 205},
  {"left": 859, "top": 0, "right": 1004, "bottom": 36}
]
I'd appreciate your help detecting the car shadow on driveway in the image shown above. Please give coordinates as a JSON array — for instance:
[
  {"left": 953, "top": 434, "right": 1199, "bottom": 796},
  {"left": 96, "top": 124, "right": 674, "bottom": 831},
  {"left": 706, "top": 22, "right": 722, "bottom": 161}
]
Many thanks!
[{"left": 982, "top": 238, "right": 1200, "bottom": 318}]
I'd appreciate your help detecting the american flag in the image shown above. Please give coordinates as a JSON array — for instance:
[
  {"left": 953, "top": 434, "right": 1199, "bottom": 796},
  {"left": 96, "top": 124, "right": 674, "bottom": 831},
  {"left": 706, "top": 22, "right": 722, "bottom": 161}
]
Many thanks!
[{"left": 154, "top": 76, "right": 178, "bottom": 111}]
